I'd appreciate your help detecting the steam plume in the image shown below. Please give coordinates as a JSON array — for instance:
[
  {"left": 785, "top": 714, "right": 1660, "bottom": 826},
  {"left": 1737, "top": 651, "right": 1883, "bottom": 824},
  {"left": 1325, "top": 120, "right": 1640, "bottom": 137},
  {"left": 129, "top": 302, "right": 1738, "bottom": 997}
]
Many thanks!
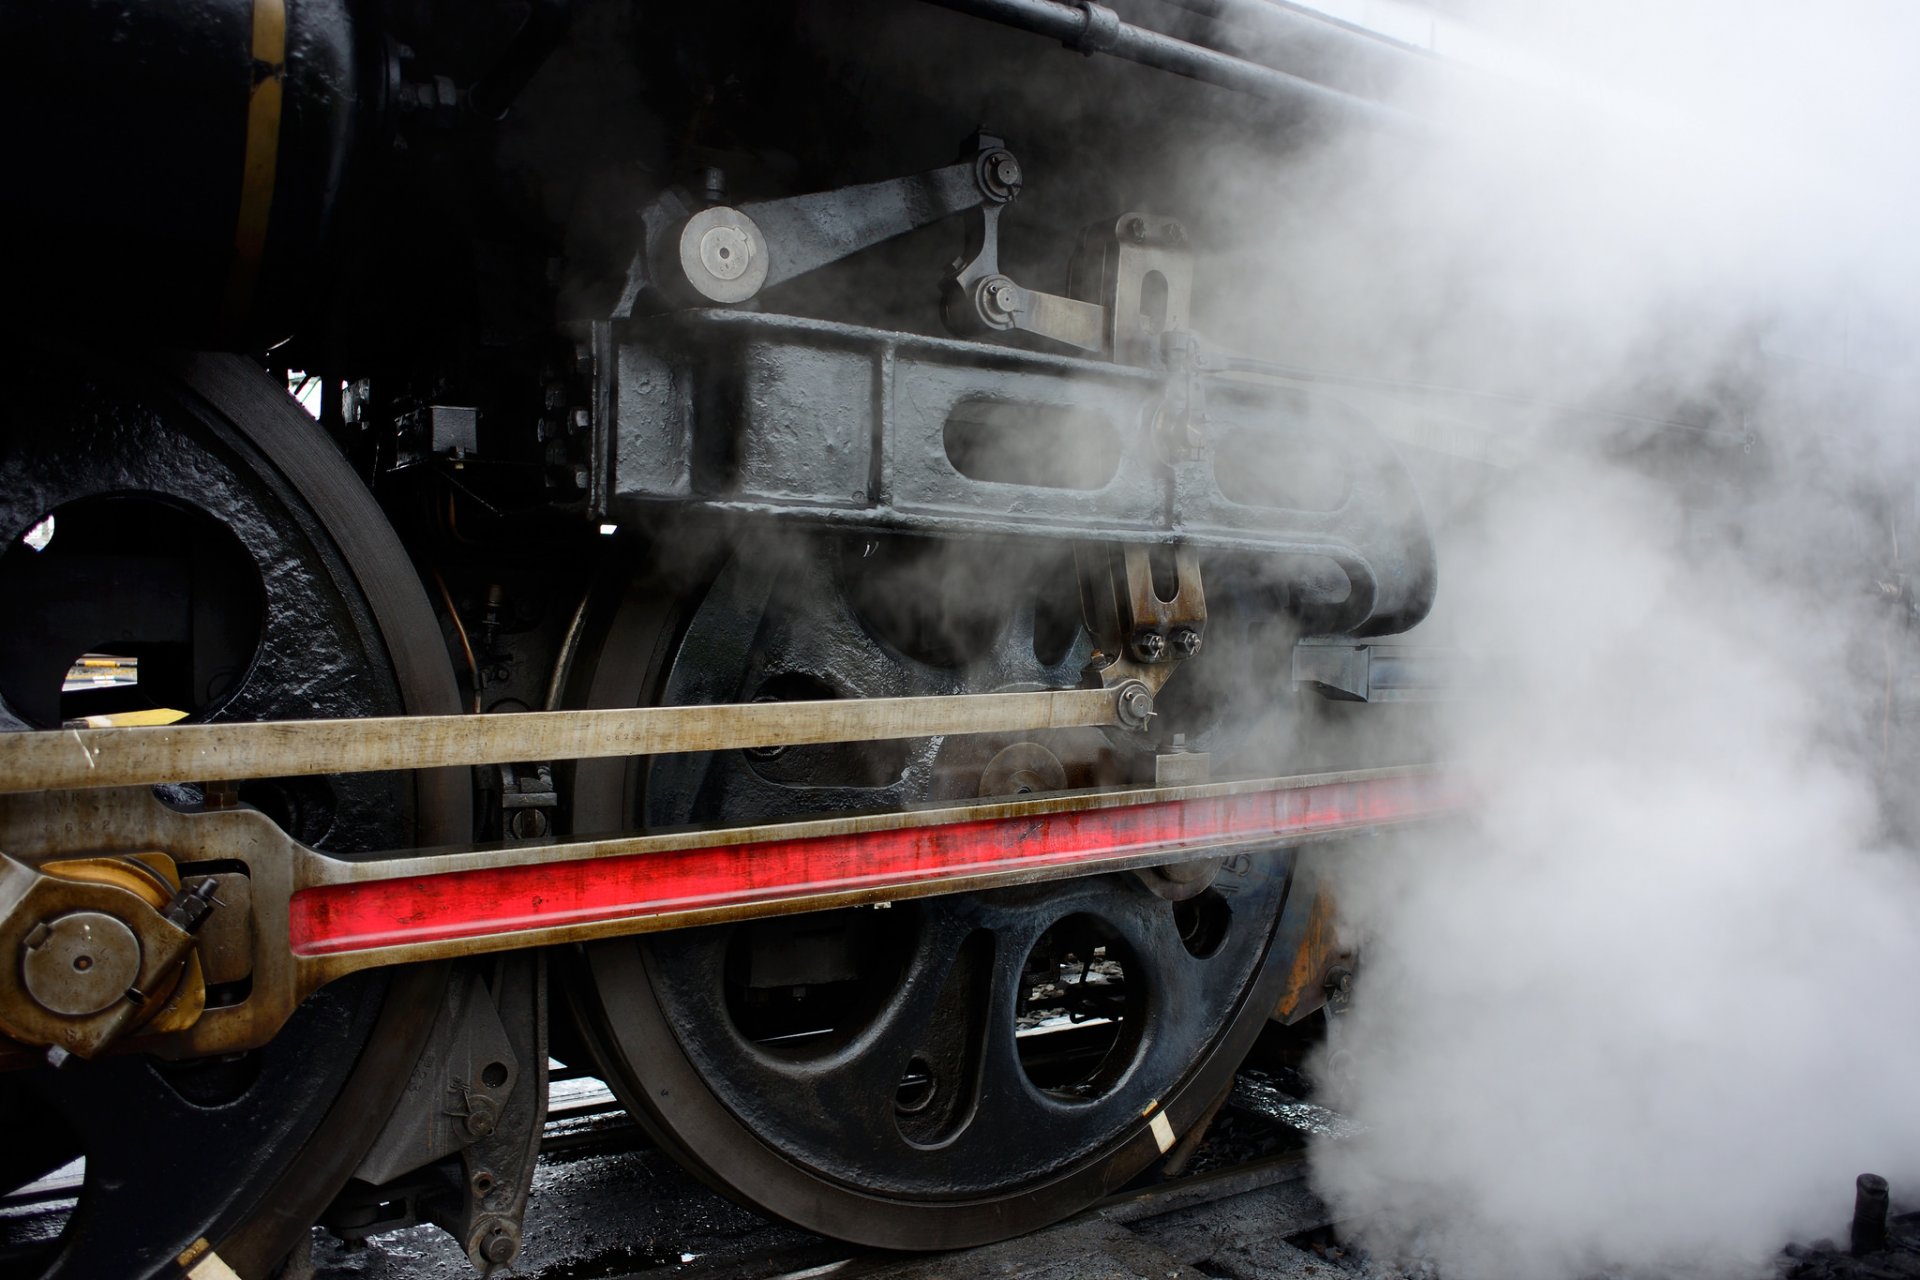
[{"left": 1233, "top": 3, "right": 1920, "bottom": 1274}]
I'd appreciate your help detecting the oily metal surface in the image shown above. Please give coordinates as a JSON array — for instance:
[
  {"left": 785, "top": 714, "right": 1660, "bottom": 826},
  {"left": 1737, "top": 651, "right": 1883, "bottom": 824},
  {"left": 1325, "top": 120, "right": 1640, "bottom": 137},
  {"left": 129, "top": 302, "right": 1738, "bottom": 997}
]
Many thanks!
[
  {"left": 289, "top": 770, "right": 1445, "bottom": 984},
  {"left": 0, "top": 766, "right": 1453, "bottom": 1061},
  {"left": 0, "top": 686, "right": 1126, "bottom": 794},
  {"left": 577, "top": 924, "right": 1299, "bottom": 1255},
  {"left": 561, "top": 537, "right": 1303, "bottom": 1249},
  {"left": 19, "top": 912, "right": 141, "bottom": 1017},
  {"left": 289, "top": 1064, "right": 1336, "bottom": 1278},
  {"left": 621, "top": 865, "right": 1289, "bottom": 1198},
  {"left": 606, "top": 310, "right": 1439, "bottom": 638}
]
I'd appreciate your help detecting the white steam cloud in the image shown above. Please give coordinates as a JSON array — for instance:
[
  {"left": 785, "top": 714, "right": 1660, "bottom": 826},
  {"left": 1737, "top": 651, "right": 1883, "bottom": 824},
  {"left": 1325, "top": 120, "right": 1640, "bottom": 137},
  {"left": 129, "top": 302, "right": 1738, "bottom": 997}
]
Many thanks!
[{"left": 1221, "top": 2, "right": 1920, "bottom": 1275}]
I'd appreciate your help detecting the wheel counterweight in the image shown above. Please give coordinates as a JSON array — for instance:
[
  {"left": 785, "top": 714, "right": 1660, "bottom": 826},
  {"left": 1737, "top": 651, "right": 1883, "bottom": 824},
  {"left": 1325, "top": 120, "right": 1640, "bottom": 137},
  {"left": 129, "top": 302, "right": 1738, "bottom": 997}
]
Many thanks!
[{"left": 565, "top": 535, "right": 1297, "bottom": 1248}]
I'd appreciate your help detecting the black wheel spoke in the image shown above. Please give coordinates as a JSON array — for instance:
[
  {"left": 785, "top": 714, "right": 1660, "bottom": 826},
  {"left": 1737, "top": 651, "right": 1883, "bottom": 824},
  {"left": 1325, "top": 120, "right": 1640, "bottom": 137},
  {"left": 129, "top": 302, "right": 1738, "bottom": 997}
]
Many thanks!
[{"left": 747, "top": 911, "right": 993, "bottom": 1152}]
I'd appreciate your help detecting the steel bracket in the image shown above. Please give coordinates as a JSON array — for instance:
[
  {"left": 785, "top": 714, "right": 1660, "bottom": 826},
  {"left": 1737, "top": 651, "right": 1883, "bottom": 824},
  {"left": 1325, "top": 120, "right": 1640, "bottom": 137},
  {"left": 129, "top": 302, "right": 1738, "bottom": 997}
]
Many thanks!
[
  {"left": 1068, "top": 213, "right": 1195, "bottom": 367},
  {"left": 603, "top": 309, "right": 1437, "bottom": 639},
  {"left": 1292, "top": 637, "right": 1458, "bottom": 702},
  {"left": 325, "top": 955, "right": 547, "bottom": 1275}
]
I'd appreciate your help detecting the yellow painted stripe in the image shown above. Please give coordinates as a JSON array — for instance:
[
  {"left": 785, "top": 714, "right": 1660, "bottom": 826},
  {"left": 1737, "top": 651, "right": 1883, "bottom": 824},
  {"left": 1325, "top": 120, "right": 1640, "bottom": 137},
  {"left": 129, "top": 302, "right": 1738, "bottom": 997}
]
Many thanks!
[
  {"left": 221, "top": 0, "right": 287, "bottom": 328},
  {"left": 81, "top": 707, "right": 189, "bottom": 729},
  {"left": 1149, "top": 1110, "right": 1177, "bottom": 1154},
  {"left": 188, "top": 1250, "right": 243, "bottom": 1280},
  {"left": 176, "top": 1238, "right": 243, "bottom": 1280}
]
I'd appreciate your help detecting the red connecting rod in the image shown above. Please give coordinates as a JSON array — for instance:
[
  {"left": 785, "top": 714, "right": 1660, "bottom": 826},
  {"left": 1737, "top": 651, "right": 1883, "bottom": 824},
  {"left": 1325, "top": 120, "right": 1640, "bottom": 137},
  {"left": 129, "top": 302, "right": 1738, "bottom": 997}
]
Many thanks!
[{"left": 289, "top": 768, "right": 1457, "bottom": 960}]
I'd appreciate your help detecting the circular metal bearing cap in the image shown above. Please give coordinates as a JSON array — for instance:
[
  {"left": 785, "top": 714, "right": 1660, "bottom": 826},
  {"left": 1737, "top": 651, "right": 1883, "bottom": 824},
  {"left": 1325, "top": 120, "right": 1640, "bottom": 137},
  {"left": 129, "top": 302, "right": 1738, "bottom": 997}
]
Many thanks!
[
  {"left": 1114, "top": 680, "right": 1155, "bottom": 730},
  {"left": 22, "top": 912, "right": 141, "bottom": 1017},
  {"left": 978, "top": 741, "right": 1068, "bottom": 797},
  {"left": 675, "top": 207, "right": 768, "bottom": 304}
]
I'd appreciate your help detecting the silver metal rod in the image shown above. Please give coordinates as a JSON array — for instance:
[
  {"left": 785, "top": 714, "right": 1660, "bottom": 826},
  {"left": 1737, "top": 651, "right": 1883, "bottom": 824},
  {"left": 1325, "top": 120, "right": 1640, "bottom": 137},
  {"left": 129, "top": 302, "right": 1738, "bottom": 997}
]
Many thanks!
[
  {"left": 918, "top": 0, "right": 1421, "bottom": 133},
  {"left": 0, "top": 687, "right": 1124, "bottom": 794},
  {"left": 1151, "top": 0, "right": 1426, "bottom": 58}
]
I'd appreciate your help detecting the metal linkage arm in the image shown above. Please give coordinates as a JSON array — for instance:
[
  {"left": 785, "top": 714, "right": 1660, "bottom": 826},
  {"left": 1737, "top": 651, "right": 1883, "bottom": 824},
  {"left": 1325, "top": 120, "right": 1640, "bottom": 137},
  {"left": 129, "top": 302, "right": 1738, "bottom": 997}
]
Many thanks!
[
  {"left": 747, "top": 160, "right": 1002, "bottom": 289},
  {"left": 944, "top": 197, "right": 1109, "bottom": 353},
  {"left": 0, "top": 686, "right": 1136, "bottom": 795},
  {"left": 0, "top": 765, "right": 1461, "bottom": 1062},
  {"left": 630, "top": 136, "right": 1024, "bottom": 310}
]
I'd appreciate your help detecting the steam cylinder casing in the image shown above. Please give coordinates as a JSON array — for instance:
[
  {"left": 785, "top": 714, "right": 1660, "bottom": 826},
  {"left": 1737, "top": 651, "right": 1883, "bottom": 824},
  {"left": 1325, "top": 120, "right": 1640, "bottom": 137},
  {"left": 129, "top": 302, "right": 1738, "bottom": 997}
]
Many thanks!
[{"left": 0, "top": 0, "right": 365, "bottom": 348}]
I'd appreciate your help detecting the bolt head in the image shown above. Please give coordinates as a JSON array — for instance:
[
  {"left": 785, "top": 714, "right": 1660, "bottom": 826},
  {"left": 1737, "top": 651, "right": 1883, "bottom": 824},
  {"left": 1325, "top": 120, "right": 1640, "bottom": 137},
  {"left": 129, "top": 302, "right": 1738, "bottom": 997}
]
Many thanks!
[
  {"left": 481, "top": 1228, "right": 517, "bottom": 1264},
  {"left": 1127, "top": 216, "right": 1149, "bottom": 243},
  {"left": 698, "top": 224, "right": 754, "bottom": 282},
  {"left": 1171, "top": 628, "right": 1202, "bottom": 657},
  {"left": 1165, "top": 221, "right": 1187, "bottom": 245},
  {"left": 1116, "top": 683, "right": 1155, "bottom": 731},
  {"left": 1134, "top": 630, "right": 1168, "bottom": 662},
  {"left": 978, "top": 276, "right": 1022, "bottom": 326},
  {"left": 21, "top": 911, "right": 142, "bottom": 1018},
  {"left": 507, "top": 808, "right": 550, "bottom": 840},
  {"left": 464, "top": 1096, "right": 500, "bottom": 1138},
  {"left": 982, "top": 150, "right": 1022, "bottom": 198}
]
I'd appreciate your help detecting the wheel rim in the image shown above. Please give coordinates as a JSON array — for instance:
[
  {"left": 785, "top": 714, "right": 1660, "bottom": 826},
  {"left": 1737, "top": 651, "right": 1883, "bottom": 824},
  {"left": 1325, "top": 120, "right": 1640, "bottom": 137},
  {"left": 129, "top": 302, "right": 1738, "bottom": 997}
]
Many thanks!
[
  {"left": 0, "top": 353, "right": 464, "bottom": 1278},
  {"left": 566, "top": 534, "right": 1296, "bottom": 1248}
]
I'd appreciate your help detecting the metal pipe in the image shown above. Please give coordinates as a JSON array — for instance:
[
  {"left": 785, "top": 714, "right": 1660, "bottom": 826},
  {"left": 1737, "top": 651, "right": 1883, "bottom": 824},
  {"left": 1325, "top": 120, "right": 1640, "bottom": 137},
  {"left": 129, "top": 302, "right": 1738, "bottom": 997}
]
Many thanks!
[
  {"left": 1152, "top": 0, "right": 1382, "bottom": 51},
  {"left": 916, "top": 0, "right": 1420, "bottom": 133},
  {"left": 1852, "top": 1173, "right": 1890, "bottom": 1256},
  {"left": 1152, "top": 0, "right": 1422, "bottom": 54},
  {"left": 1219, "top": 354, "right": 1748, "bottom": 443},
  {"left": 1148, "top": 0, "right": 1441, "bottom": 89}
]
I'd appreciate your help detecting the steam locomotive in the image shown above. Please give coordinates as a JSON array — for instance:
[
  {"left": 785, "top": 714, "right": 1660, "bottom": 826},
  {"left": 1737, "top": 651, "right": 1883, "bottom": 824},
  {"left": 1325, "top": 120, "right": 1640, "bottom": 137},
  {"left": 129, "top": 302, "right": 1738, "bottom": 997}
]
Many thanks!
[{"left": 0, "top": 1, "right": 1463, "bottom": 1274}]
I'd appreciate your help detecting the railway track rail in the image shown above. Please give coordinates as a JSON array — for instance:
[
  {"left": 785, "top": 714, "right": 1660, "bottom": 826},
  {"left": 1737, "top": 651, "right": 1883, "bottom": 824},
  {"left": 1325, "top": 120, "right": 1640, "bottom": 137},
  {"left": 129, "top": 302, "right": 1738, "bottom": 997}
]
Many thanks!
[
  {"left": 0, "top": 759, "right": 1455, "bottom": 1062},
  {"left": 0, "top": 1058, "right": 1345, "bottom": 1277},
  {"left": 0, "top": 676, "right": 1449, "bottom": 1272},
  {"left": 267, "top": 1058, "right": 1346, "bottom": 1279}
]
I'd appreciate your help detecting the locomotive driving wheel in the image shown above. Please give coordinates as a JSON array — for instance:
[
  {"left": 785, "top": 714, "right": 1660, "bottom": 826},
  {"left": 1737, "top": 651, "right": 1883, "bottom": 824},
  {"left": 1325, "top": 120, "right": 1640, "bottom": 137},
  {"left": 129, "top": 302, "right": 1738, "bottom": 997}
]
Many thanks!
[
  {"left": 0, "top": 353, "right": 467, "bottom": 1277},
  {"left": 566, "top": 533, "right": 1297, "bottom": 1248}
]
